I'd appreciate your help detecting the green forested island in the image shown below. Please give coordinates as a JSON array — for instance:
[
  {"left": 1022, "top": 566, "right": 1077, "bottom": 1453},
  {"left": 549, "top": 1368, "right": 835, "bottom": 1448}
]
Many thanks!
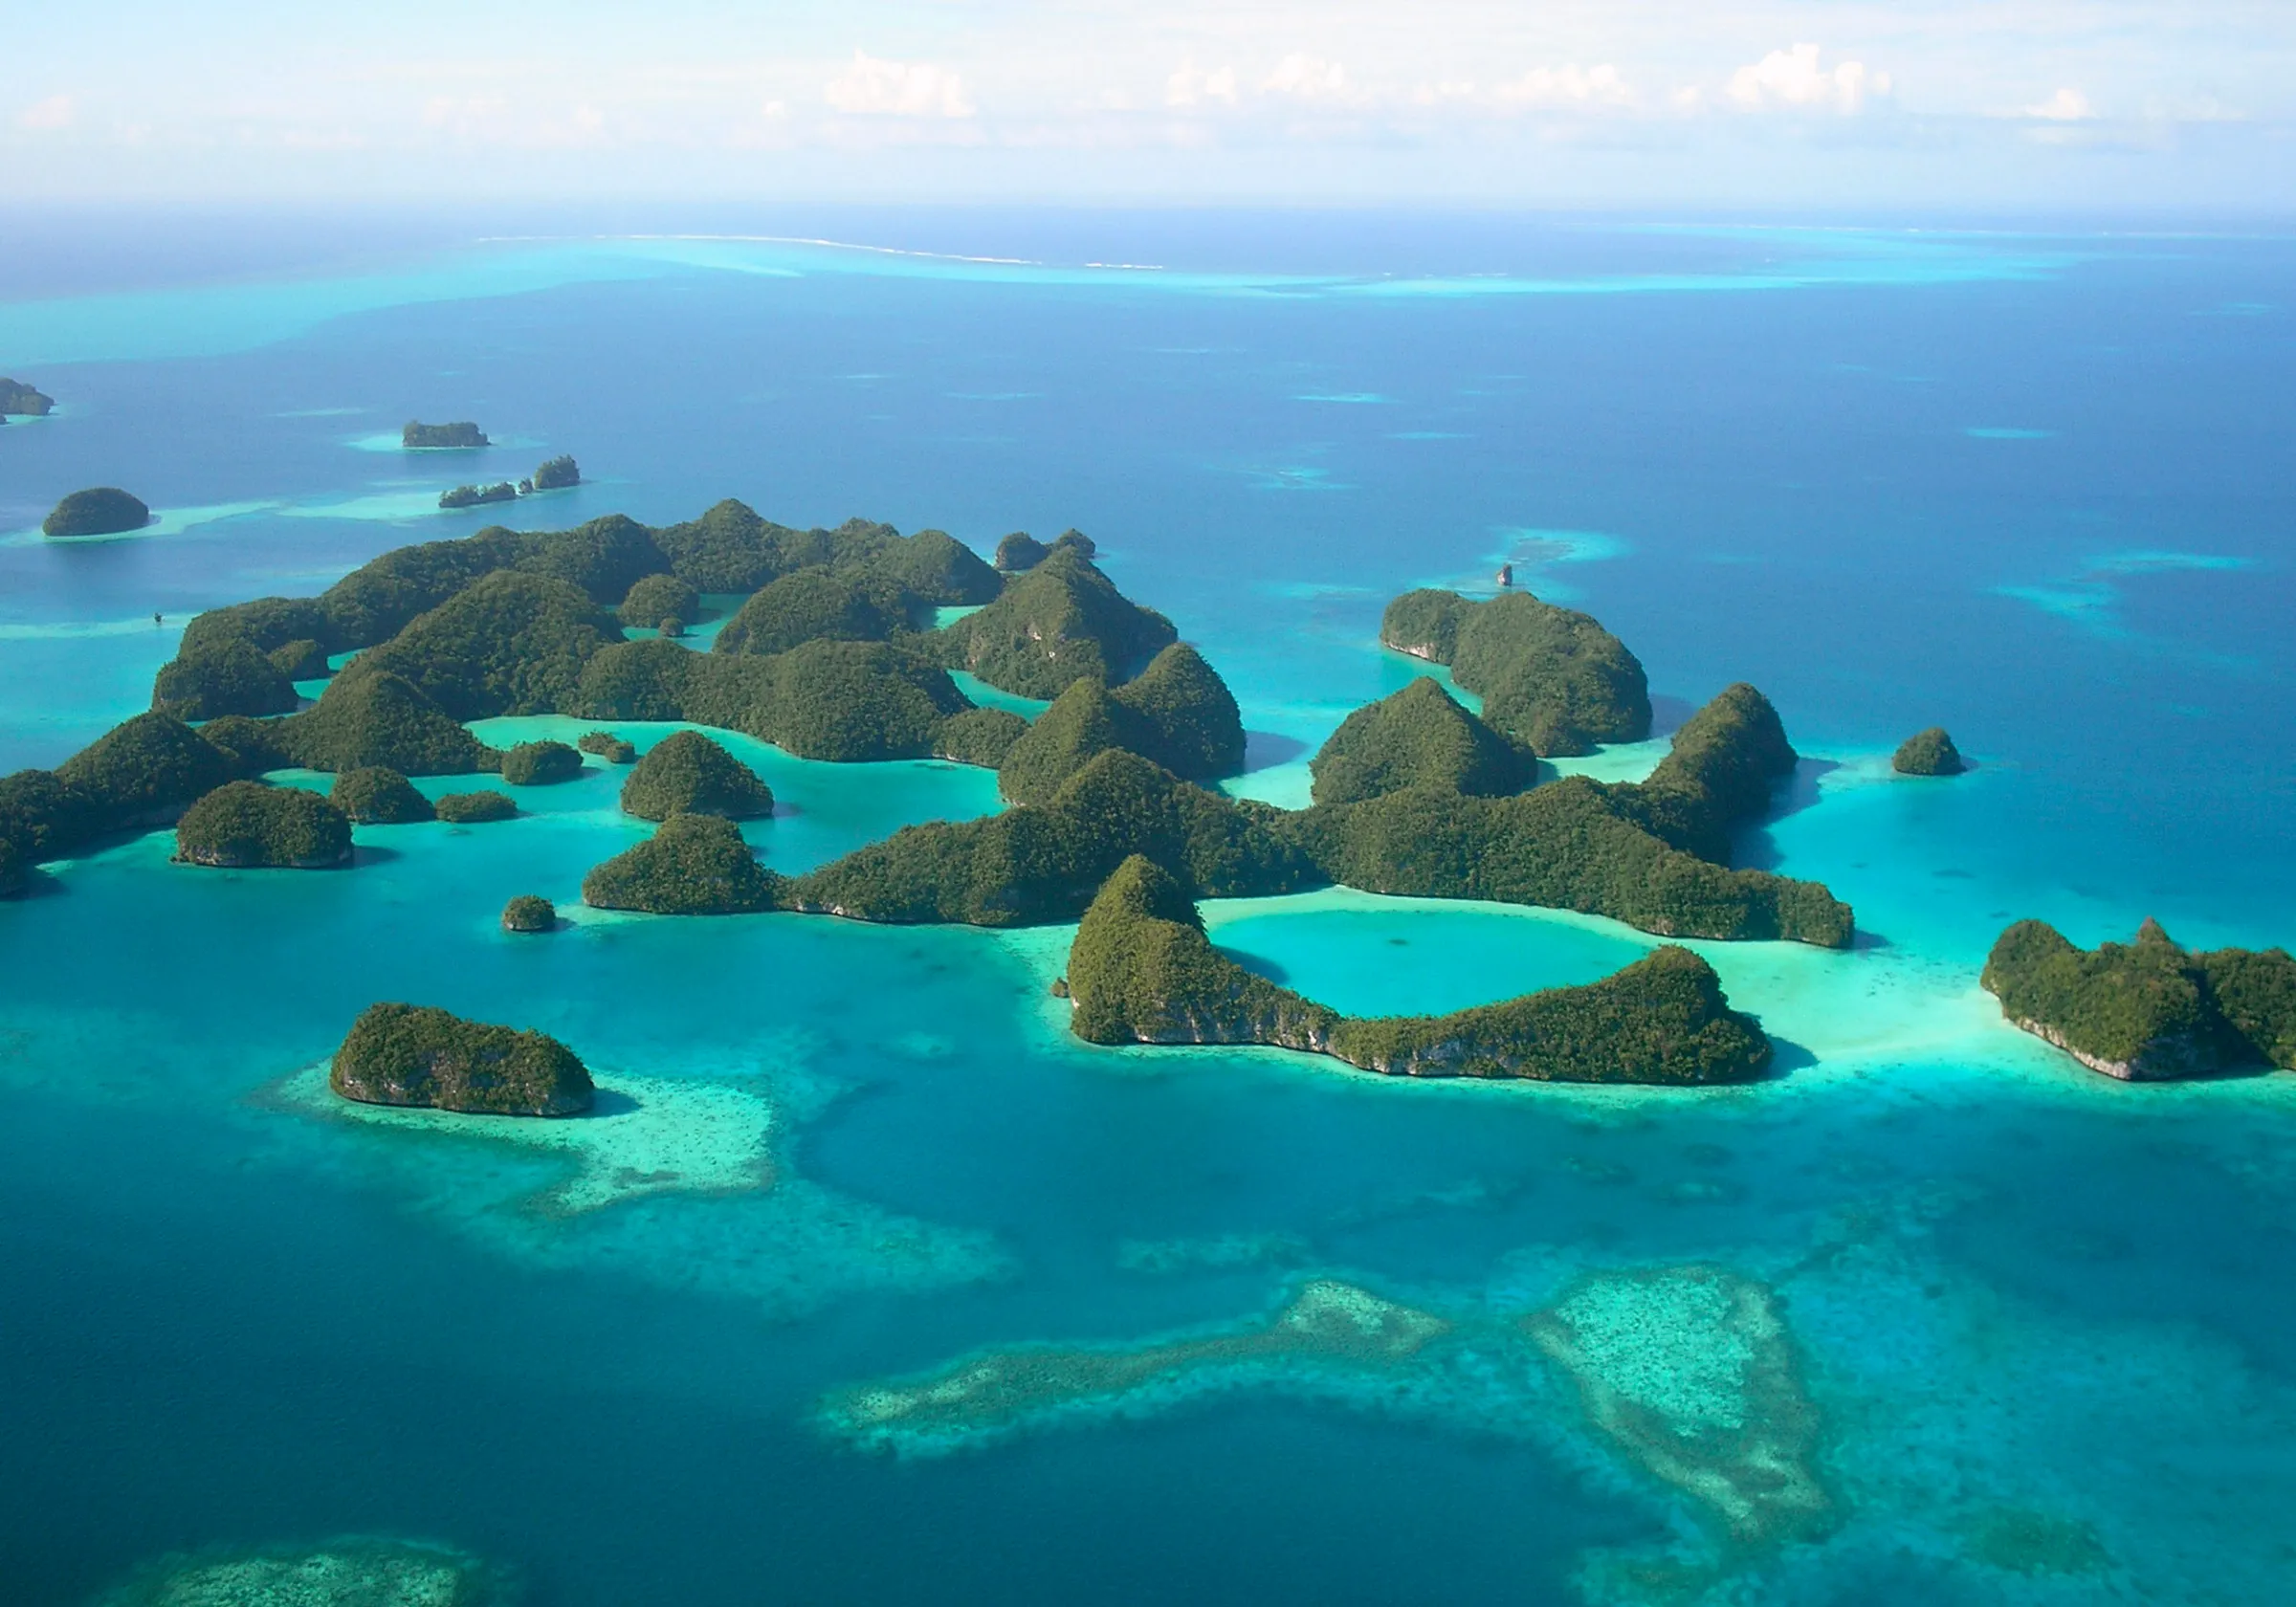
[
  {"left": 620, "top": 731, "right": 774, "bottom": 821},
  {"left": 330, "top": 765, "right": 434, "bottom": 824},
  {"left": 1893, "top": 727, "right": 1965, "bottom": 776},
  {"left": 441, "top": 482, "right": 519, "bottom": 511},
  {"left": 404, "top": 421, "right": 489, "bottom": 450},
  {"left": 501, "top": 894, "right": 555, "bottom": 934},
  {"left": 1065, "top": 856, "right": 1771, "bottom": 1084},
  {"left": 331, "top": 1002, "right": 592, "bottom": 1114},
  {"left": 1380, "top": 588, "right": 1650, "bottom": 756},
  {"left": 43, "top": 488, "right": 151, "bottom": 539},
  {"left": 435, "top": 790, "right": 517, "bottom": 824},
  {"left": 1982, "top": 918, "right": 2296, "bottom": 1080},
  {"left": 499, "top": 740, "right": 584, "bottom": 785},
  {"left": 532, "top": 455, "right": 580, "bottom": 491},
  {"left": 174, "top": 781, "right": 352, "bottom": 870}
]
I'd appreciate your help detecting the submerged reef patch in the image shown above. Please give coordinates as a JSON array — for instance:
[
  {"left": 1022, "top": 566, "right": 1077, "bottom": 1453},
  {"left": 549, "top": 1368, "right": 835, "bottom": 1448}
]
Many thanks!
[{"left": 90, "top": 1535, "right": 518, "bottom": 1607}]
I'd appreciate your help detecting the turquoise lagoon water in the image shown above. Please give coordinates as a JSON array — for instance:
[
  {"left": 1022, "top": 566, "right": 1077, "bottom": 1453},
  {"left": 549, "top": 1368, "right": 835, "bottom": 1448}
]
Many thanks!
[{"left": 3, "top": 213, "right": 2296, "bottom": 1604}]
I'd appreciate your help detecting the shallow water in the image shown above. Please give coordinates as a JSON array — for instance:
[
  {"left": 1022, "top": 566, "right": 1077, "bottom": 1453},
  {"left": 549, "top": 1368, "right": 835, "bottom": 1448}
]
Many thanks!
[{"left": 2, "top": 211, "right": 2293, "bottom": 1605}]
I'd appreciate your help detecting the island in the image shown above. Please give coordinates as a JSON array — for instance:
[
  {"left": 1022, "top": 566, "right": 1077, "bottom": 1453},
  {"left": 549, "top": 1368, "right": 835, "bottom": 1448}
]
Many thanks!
[
  {"left": 501, "top": 893, "right": 556, "bottom": 934},
  {"left": 440, "top": 482, "right": 518, "bottom": 511},
  {"left": 330, "top": 1002, "right": 593, "bottom": 1114},
  {"left": 1981, "top": 917, "right": 2296, "bottom": 1080},
  {"left": 329, "top": 765, "right": 434, "bottom": 824},
  {"left": 619, "top": 573, "right": 700, "bottom": 631},
  {"left": 435, "top": 789, "right": 517, "bottom": 823},
  {"left": 583, "top": 812, "right": 784, "bottom": 914},
  {"left": 1380, "top": 588, "right": 1649, "bottom": 756},
  {"left": 403, "top": 420, "right": 488, "bottom": 450},
  {"left": 150, "top": 638, "right": 299, "bottom": 720},
  {"left": 994, "top": 643, "right": 1246, "bottom": 804},
  {"left": 1309, "top": 676, "right": 1534, "bottom": 805},
  {"left": 533, "top": 454, "right": 580, "bottom": 491},
  {"left": 1065, "top": 855, "right": 1771, "bottom": 1083},
  {"left": 0, "top": 378, "right": 54, "bottom": 416},
  {"left": 578, "top": 730, "right": 637, "bottom": 764},
  {"left": 619, "top": 730, "right": 774, "bottom": 821},
  {"left": 929, "top": 545, "right": 1175, "bottom": 699},
  {"left": 1893, "top": 727, "right": 1965, "bottom": 776},
  {"left": 43, "top": 487, "right": 151, "bottom": 539},
  {"left": 173, "top": 781, "right": 352, "bottom": 869},
  {"left": 498, "top": 739, "right": 584, "bottom": 785},
  {"left": 267, "top": 638, "right": 330, "bottom": 680}
]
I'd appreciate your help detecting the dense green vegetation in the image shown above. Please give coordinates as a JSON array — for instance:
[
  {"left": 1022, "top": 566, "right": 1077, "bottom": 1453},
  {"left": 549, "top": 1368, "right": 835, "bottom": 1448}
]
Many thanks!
[
  {"left": 331, "top": 1002, "right": 592, "bottom": 1115},
  {"left": 582, "top": 813, "right": 784, "bottom": 914},
  {"left": 499, "top": 739, "right": 585, "bottom": 785},
  {"left": 174, "top": 781, "right": 353, "bottom": 869},
  {"left": 573, "top": 639, "right": 696, "bottom": 721},
  {"left": 43, "top": 488, "right": 150, "bottom": 539},
  {"left": 1893, "top": 727, "right": 1965, "bottom": 777},
  {"left": 619, "top": 731, "right": 774, "bottom": 821},
  {"left": 0, "top": 378, "right": 55, "bottom": 416},
  {"left": 532, "top": 455, "right": 580, "bottom": 491},
  {"left": 267, "top": 639, "right": 330, "bottom": 680},
  {"left": 150, "top": 638, "right": 299, "bottom": 720},
  {"left": 403, "top": 421, "right": 488, "bottom": 449},
  {"left": 993, "top": 532, "right": 1049, "bottom": 572},
  {"left": 1380, "top": 588, "right": 1650, "bottom": 756},
  {"left": 929, "top": 548, "right": 1177, "bottom": 698},
  {"left": 1983, "top": 918, "right": 2296, "bottom": 1078},
  {"left": 56, "top": 713, "right": 242, "bottom": 826},
  {"left": 440, "top": 483, "right": 518, "bottom": 511},
  {"left": 1065, "top": 856, "right": 1771, "bottom": 1083},
  {"left": 715, "top": 566, "right": 896, "bottom": 655},
  {"left": 0, "top": 836, "right": 25, "bottom": 897},
  {"left": 434, "top": 790, "right": 518, "bottom": 824},
  {"left": 932, "top": 707, "right": 1028, "bottom": 766},
  {"left": 790, "top": 748, "right": 1314, "bottom": 925},
  {"left": 1309, "top": 677, "right": 1534, "bottom": 805},
  {"left": 276, "top": 670, "right": 497, "bottom": 775},
  {"left": 992, "top": 647, "right": 1244, "bottom": 804},
  {"left": 994, "top": 679, "right": 1130, "bottom": 805},
  {"left": 618, "top": 573, "right": 699, "bottom": 630},
  {"left": 357, "top": 571, "right": 623, "bottom": 719},
  {"left": 501, "top": 894, "right": 556, "bottom": 934},
  {"left": 577, "top": 729, "right": 637, "bottom": 763},
  {"left": 863, "top": 528, "right": 1003, "bottom": 605},
  {"left": 329, "top": 766, "right": 434, "bottom": 824}
]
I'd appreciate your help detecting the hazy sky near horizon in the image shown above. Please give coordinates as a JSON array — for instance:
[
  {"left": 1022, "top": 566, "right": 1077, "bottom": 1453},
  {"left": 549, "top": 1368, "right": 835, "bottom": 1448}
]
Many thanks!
[{"left": 5, "top": 2, "right": 2293, "bottom": 210}]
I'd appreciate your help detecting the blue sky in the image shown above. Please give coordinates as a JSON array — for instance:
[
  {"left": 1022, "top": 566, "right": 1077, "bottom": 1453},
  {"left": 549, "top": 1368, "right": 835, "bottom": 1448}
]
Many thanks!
[{"left": 5, "top": 2, "right": 2292, "bottom": 209}]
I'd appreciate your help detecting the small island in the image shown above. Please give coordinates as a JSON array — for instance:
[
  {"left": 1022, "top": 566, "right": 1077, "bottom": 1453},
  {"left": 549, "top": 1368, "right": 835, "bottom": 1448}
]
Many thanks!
[
  {"left": 1380, "top": 587, "right": 1649, "bottom": 757},
  {"left": 435, "top": 789, "right": 518, "bottom": 823},
  {"left": 1065, "top": 855, "right": 1772, "bottom": 1084},
  {"left": 499, "top": 739, "right": 584, "bottom": 785},
  {"left": 501, "top": 893, "right": 556, "bottom": 934},
  {"left": 1982, "top": 917, "right": 2296, "bottom": 1080},
  {"left": 619, "top": 573, "right": 700, "bottom": 631},
  {"left": 43, "top": 487, "right": 151, "bottom": 539},
  {"left": 330, "top": 765, "right": 434, "bottom": 824},
  {"left": 533, "top": 454, "right": 580, "bottom": 491},
  {"left": 620, "top": 730, "right": 774, "bottom": 821},
  {"left": 403, "top": 420, "right": 488, "bottom": 450},
  {"left": 174, "top": 781, "right": 352, "bottom": 869},
  {"left": 440, "top": 482, "right": 518, "bottom": 511},
  {"left": 0, "top": 378, "right": 55, "bottom": 416},
  {"left": 578, "top": 730, "right": 637, "bottom": 764},
  {"left": 583, "top": 812, "right": 784, "bottom": 914},
  {"left": 330, "top": 1002, "right": 593, "bottom": 1114},
  {"left": 1893, "top": 727, "right": 1965, "bottom": 776}
]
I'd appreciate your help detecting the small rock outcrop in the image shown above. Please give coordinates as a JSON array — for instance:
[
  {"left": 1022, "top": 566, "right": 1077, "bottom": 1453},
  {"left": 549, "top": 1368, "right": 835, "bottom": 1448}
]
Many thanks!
[
  {"left": 403, "top": 420, "right": 488, "bottom": 449},
  {"left": 435, "top": 790, "right": 518, "bottom": 823},
  {"left": 1892, "top": 727, "right": 1965, "bottom": 776},
  {"left": 330, "top": 1002, "right": 592, "bottom": 1114},
  {"left": 501, "top": 893, "right": 556, "bottom": 934}
]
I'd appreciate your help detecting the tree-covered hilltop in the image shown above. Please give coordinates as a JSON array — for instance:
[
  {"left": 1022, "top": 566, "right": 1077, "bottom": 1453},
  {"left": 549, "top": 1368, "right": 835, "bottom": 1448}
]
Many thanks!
[
  {"left": 43, "top": 488, "right": 150, "bottom": 539},
  {"left": 1065, "top": 856, "right": 1771, "bottom": 1084},
  {"left": 499, "top": 739, "right": 584, "bottom": 785},
  {"left": 994, "top": 644, "right": 1247, "bottom": 804},
  {"left": 150, "top": 638, "right": 300, "bottom": 720},
  {"left": 501, "top": 894, "right": 555, "bottom": 933},
  {"left": 434, "top": 790, "right": 517, "bottom": 823},
  {"left": 56, "top": 712, "right": 243, "bottom": 827},
  {"left": 577, "top": 729, "right": 637, "bottom": 764},
  {"left": 356, "top": 570, "right": 624, "bottom": 719},
  {"left": 714, "top": 566, "right": 897, "bottom": 655},
  {"left": 1380, "top": 588, "right": 1650, "bottom": 757},
  {"left": 268, "top": 639, "right": 330, "bottom": 680},
  {"left": 1981, "top": 918, "right": 2296, "bottom": 1080},
  {"left": 439, "top": 483, "right": 517, "bottom": 511},
  {"left": 330, "top": 766, "right": 434, "bottom": 824},
  {"left": 790, "top": 748, "right": 1317, "bottom": 925},
  {"left": 532, "top": 455, "right": 579, "bottom": 491},
  {"left": 1893, "top": 727, "right": 1965, "bottom": 777},
  {"left": 1616, "top": 682, "right": 1800, "bottom": 864},
  {"left": 928, "top": 546, "right": 1178, "bottom": 699},
  {"left": 932, "top": 707, "right": 1028, "bottom": 766},
  {"left": 1309, "top": 677, "right": 1534, "bottom": 805},
  {"left": 583, "top": 812, "right": 785, "bottom": 914},
  {"left": 403, "top": 421, "right": 489, "bottom": 449},
  {"left": 331, "top": 1002, "right": 592, "bottom": 1115},
  {"left": 276, "top": 670, "right": 499, "bottom": 775},
  {"left": 0, "top": 378, "right": 55, "bottom": 416},
  {"left": 993, "top": 532, "right": 1049, "bottom": 572},
  {"left": 174, "top": 781, "right": 353, "bottom": 870},
  {"left": 617, "top": 572, "right": 699, "bottom": 631},
  {"left": 619, "top": 730, "right": 774, "bottom": 821}
]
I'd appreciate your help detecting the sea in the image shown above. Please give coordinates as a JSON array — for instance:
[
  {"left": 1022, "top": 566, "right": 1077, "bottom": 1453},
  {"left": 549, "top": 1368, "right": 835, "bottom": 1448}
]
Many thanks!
[{"left": 1, "top": 209, "right": 2292, "bottom": 1605}]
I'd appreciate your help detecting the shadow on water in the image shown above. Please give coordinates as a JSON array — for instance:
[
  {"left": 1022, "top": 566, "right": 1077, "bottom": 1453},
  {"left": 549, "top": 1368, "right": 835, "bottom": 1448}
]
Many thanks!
[
  {"left": 349, "top": 845, "right": 403, "bottom": 867},
  {"left": 1243, "top": 731, "right": 1309, "bottom": 772},
  {"left": 1851, "top": 928, "right": 1894, "bottom": 953},
  {"left": 585, "top": 1087, "right": 642, "bottom": 1117},
  {"left": 1735, "top": 758, "right": 1840, "bottom": 870},
  {"left": 1759, "top": 1035, "right": 1818, "bottom": 1078},
  {"left": 1217, "top": 945, "right": 1291, "bottom": 985},
  {"left": 1647, "top": 693, "right": 1697, "bottom": 737}
]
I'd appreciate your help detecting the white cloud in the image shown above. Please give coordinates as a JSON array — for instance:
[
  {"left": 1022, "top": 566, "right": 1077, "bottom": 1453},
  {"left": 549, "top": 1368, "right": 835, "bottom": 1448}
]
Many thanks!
[
  {"left": 1495, "top": 64, "right": 1634, "bottom": 110},
  {"left": 1262, "top": 55, "right": 1353, "bottom": 102},
  {"left": 18, "top": 95, "right": 76, "bottom": 132},
  {"left": 825, "top": 52, "right": 974, "bottom": 119},
  {"left": 1727, "top": 44, "right": 1889, "bottom": 115},
  {"left": 1166, "top": 61, "right": 1238, "bottom": 109},
  {"left": 2025, "top": 87, "right": 2094, "bottom": 121}
]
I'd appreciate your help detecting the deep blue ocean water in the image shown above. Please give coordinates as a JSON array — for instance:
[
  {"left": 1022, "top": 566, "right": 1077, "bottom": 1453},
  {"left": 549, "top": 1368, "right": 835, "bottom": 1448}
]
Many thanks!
[{"left": 2, "top": 211, "right": 2293, "bottom": 1605}]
